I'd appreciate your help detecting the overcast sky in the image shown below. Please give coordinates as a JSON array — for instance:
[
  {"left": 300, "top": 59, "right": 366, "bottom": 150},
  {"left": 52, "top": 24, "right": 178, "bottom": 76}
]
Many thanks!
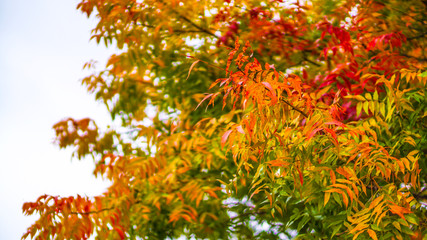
[{"left": 0, "top": 0, "right": 116, "bottom": 238}]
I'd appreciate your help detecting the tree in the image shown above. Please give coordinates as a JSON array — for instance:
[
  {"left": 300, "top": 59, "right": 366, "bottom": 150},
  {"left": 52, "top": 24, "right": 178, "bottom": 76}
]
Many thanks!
[{"left": 22, "top": 0, "right": 427, "bottom": 239}]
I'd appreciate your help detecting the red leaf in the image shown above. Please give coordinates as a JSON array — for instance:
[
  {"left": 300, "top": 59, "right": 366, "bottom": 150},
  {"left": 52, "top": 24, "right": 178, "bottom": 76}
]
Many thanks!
[
  {"left": 307, "top": 127, "right": 323, "bottom": 140},
  {"left": 114, "top": 227, "right": 125, "bottom": 240},
  {"left": 297, "top": 167, "right": 304, "bottom": 185},
  {"left": 302, "top": 69, "right": 308, "bottom": 79},
  {"left": 324, "top": 128, "right": 338, "bottom": 144}
]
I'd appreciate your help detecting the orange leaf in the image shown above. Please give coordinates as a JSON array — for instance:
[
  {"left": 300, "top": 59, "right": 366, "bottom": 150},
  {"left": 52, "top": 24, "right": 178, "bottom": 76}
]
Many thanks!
[
  {"left": 186, "top": 60, "right": 200, "bottom": 80},
  {"left": 367, "top": 229, "right": 378, "bottom": 240},
  {"left": 261, "top": 82, "right": 277, "bottom": 104},
  {"left": 195, "top": 93, "right": 213, "bottom": 110},
  {"left": 329, "top": 169, "right": 336, "bottom": 184},
  {"left": 324, "top": 188, "right": 344, "bottom": 194},
  {"left": 324, "top": 120, "right": 346, "bottom": 129},
  {"left": 388, "top": 204, "right": 412, "bottom": 220},
  {"left": 341, "top": 192, "right": 349, "bottom": 208},
  {"left": 349, "top": 222, "right": 368, "bottom": 234},
  {"left": 369, "top": 195, "right": 384, "bottom": 209}
]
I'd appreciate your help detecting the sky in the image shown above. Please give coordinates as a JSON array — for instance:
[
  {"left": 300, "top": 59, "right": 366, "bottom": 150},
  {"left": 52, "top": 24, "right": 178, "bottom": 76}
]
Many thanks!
[{"left": 0, "top": 0, "right": 116, "bottom": 238}]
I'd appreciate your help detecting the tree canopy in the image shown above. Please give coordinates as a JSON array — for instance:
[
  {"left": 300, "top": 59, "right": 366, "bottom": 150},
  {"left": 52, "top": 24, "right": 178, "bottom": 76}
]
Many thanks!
[{"left": 23, "top": 0, "right": 427, "bottom": 239}]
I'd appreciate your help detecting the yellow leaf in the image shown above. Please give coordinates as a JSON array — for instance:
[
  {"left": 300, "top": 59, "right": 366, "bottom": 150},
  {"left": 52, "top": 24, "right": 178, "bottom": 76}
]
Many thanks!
[
  {"left": 324, "top": 192, "right": 331, "bottom": 206},
  {"left": 373, "top": 91, "right": 378, "bottom": 101},
  {"left": 401, "top": 102, "right": 415, "bottom": 112},
  {"left": 316, "top": 85, "right": 332, "bottom": 99},
  {"left": 404, "top": 136, "right": 416, "bottom": 146},
  {"left": 408, "top": 150, "right": 419, "bottom": 158},
  {"left": 392, "top": 221, "right": 401, "bottom": 231},
  {"left": 352, "top": 230, "right": 365, "bottom": 240},
  {"left": 350, "top": 222, "right": 368, "bottom": 234},
  {"left": 379, "top": 102, "right": 386, "bottom": 117},
  {"left": 369, "top": 195, "right": 384, "bottom": 209},
  {"left": 363, "top": 101, "right": 370, "bottom": 114},
  {"left": 373, "top": 204, "right": 386, "bottom": 223},
  {"left": 401, "top": 157, "right": 410, "bottom": 170},
  {"left": 275, "top": 204, "right": 283, "bottom": 216}
]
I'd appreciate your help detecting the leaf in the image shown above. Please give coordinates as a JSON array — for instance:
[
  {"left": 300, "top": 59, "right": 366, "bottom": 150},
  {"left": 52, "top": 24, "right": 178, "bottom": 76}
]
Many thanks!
[
  {"left": 186, "top": 60, "right": 200, "bottom": 80},
  {"left": 392, "top": 221, "right": 401, "bottom": 231},
  {"left": 367, "top": 229, "right": 378, "bottom": 240},
  {"left": 324, "top": 192, "right": 331, "bottom": 206},
  {"left": 195, "top": 93, "right": 213, "bottom": 110},
  {"left": 349, "top": 222, "right": 368, "bottom": 234},
  {"left": 324, "top": 128, "right": 338, "bottom": 145},
  {"left": 356, "top": 103, "right": 363, "bottom": 116},
  {"left": 221, "top": 130, "right": 233, "bottom": 148},
  {"left": 236, "top": 125, "right": 245, "bottom": 134},
  {"left": 325, "top": 120, "right": 346, "bottom": 129},
  {"left": 389, "top": 204, "right": 412, "bottom": 220},
  {"left": 114, "top": 227, "right": 125, "bottom": 240},
  {"left": 369, "top": 195, "right": 384, "bottom": 209},
  {"left": 26, "top": 2, "right": 427, "bottom": 239},
  {"left": 352, "top": 230, "right": 365, "bottom": 240},
  {"left": 307, "top": 127, "right": 323, "bottom": 140},
  {"left": 297, "top": 215, "right": 310, "bottom": 231},
  {"left": 373, "top": 91, "right": 379, "bottom": 101},
  {"left": 316, "top": 85, "right": 332, "bottom": 99},
  {"left": 363, "top": 101, "right": 370, "bottom": 114},
  {"left": 261, "top": 81, "right": 277, "bottom": 104},
  {"left": 297, "top": 167, "right": 304, "bottom": 186}
]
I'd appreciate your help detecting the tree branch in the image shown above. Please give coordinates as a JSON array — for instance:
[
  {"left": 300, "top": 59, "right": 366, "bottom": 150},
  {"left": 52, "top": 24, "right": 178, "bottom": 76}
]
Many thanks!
[
  {"left": 139, "top": 23, "right": 217, "bottom": 35},
  {"left": 281, "top": 99, "right": 309, "bottom": 118},
  {"left": 407, "top": 31, "right": 427, "bottom": 40},
  {"left": 70, "top": 206, "right": 114, "bottom": 215},
  {"left": 157, "top": 0, "right": 218, "bottom": 39},
  {"left": 400, "top": 53, "right": 427, "bottom": 62}
]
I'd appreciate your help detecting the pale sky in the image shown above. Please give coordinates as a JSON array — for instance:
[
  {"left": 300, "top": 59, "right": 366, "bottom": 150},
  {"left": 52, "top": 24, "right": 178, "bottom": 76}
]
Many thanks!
[{"left": 0, "top": 0, "right": 116, "bottom": 238}]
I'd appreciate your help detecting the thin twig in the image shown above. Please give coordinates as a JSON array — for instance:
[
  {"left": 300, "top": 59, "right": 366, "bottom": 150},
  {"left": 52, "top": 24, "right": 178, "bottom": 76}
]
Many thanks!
[
  {"left": 185, "top": 55, "right": 225, "bottom": 71},
  {"left": 281, "top": 99, "right": 309, "bottom": 118},
  {"left": 70, "top": 207, "right": 114, "bottom": 215}
]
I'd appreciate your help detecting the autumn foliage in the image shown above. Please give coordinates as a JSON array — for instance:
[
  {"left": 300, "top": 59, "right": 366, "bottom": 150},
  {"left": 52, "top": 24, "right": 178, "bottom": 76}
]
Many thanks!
[{"left": 23, "top": 0, "right": 426, "bottom": 239}]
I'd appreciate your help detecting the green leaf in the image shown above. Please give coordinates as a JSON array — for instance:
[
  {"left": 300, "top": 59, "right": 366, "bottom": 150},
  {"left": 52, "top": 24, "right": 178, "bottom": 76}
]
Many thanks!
[
  {"left": 297, "top": 215, "right": 310, "bottom": 232},
  {"left": 418, "top": 70, "right": 427, "bottom": 77}
]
